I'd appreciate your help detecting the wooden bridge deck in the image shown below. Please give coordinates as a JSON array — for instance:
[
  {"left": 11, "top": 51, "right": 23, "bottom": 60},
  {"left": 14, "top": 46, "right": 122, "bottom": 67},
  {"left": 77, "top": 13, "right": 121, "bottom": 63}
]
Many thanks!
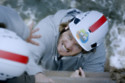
[{"left": 43, "top": 71, "right": 115, "bottom": 83}]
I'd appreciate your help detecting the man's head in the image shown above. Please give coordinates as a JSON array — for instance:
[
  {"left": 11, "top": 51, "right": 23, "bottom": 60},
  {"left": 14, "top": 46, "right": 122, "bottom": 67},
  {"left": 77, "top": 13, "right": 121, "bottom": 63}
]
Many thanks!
[
  {"left": 0, "top": 28, "right": 29, "bottom": 80},
  {"left": 58, "top": 26, "right": 82, "bottom": 56},
  {"left": 58, "top": 10, "right": 108, "bottom": 56}
]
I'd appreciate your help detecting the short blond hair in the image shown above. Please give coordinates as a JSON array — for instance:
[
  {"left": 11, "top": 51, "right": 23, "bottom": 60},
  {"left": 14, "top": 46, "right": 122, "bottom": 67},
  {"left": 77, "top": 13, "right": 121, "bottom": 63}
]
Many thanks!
[{"left": 59, "top": 22, "right": 69, "bottom": 33}]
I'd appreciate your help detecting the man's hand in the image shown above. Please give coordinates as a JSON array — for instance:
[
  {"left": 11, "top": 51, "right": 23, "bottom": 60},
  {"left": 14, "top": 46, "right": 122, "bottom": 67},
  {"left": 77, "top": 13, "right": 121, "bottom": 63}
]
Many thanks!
[
  {"left": 70, "top": 67, "right": 85, "bottom": 78},
  {"left": 35, "top": 73, "right": 54, "bottom": 83},
  {"left": 26, "top": 22, "right": 41, "bottom": 46}
]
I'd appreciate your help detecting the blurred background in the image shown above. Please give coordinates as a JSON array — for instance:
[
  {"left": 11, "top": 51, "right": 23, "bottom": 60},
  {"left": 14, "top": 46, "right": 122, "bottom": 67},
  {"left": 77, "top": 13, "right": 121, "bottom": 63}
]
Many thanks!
[{"left": 0, "top": 0, "right": 125, "bottom": 67}]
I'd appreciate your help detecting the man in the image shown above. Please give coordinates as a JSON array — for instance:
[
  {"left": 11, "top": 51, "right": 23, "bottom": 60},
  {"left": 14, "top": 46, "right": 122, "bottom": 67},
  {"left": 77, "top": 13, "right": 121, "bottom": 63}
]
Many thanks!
[
  {"left": 27, "top": 8, "right": 108, "bottom": 74},
  {"left": 0, "top": 5, "right": 53, "bottom": 83}
]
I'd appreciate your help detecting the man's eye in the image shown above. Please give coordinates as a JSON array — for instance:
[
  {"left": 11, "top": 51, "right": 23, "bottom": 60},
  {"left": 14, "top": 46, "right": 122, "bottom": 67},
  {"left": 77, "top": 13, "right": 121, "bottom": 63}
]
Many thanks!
[{"left": 75, "top": 44, "right": 81, "bottom": 49}]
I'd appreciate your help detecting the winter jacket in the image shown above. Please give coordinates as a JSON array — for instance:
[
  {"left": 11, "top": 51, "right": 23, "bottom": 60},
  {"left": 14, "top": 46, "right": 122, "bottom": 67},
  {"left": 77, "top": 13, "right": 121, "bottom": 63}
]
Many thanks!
[{"left": 0, "top": 5, "right": 29, "bottom": 40}]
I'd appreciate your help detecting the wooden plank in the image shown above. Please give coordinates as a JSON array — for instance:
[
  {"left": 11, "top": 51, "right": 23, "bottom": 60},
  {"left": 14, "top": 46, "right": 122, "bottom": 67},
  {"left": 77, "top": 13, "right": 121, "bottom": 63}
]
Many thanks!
[
  {"left": 42, "top": 71, "right": 115, "bottom": 83},
  {"left": 51, "top": 77, "right": 115, "bottom": 83},
  {"left": 44, "top": 71, "right": 111, "bottom": 78}
]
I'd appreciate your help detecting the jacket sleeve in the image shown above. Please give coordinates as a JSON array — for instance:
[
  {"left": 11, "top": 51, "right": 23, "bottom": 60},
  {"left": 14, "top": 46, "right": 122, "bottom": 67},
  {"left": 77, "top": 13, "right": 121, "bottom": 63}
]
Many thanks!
[
  {"left": 26, "top": 53, "right": 43, "bottom": 75},
  {"left": 0, "top": 73, "right": 35, "bottom": 83},
  {"left": 0, "top": 5, "right": 30, "bottom": 40},
  {"left": 25, "top": 43, "right": 46, "bottom": 75},
  {"left": 82, "top": 42, "right": 106, "bottom": 72}
]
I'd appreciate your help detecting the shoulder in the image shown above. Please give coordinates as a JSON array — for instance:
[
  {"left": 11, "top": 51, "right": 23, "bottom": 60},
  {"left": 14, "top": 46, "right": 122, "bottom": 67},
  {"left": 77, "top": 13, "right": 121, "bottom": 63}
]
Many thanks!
[
  {"left": 53, "top": 8, "right": 83, "bottom": 25},
  {"left": 0, "top": 5, "right": 17, "bottom": 14},
  {"left": 88, "top": 42, "right": 106, "bottom": 62},
  {"left": 54, "top": 8, "right": 82, "bottom": 16}
]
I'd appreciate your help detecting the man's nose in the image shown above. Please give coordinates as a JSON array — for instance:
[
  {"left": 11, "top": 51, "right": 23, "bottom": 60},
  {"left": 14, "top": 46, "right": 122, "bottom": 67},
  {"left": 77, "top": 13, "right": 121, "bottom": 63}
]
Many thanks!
[{"left": 65, "top": 41, "right": 74, "bottom": 51}]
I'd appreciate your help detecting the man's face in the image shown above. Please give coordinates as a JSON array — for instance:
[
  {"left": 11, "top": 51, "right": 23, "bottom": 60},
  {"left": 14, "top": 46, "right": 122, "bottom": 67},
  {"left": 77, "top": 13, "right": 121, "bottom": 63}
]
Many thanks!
[{"left": 57, "top": 27, "right": 82, "bottom": 56}]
